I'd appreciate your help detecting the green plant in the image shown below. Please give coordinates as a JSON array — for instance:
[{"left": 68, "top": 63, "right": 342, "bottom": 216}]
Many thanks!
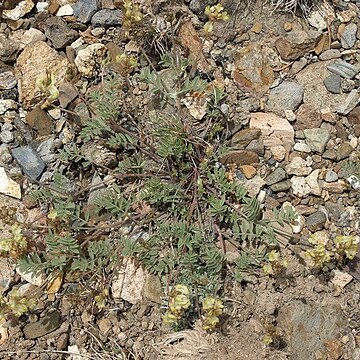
[
  {"left": 36, "top": 70, "right": 59, "bottom": 109},
  {"left": 204, "top": 4, "right": 229, "bottom": 34},
  {"left": 0, "top": 224, "right": 28, "bottom": 260},
  {"left": 0, "top": 289, "right": 37, "bottom": 321},
  {"left": 201, "top": 296, "right": 223, "bottom": 330}
]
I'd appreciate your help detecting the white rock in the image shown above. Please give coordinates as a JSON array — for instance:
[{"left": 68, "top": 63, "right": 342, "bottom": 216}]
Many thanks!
[
  {"left": 290, "top": 176, "right": 310, "bottom": 198},
  {"left": 0, "top": 100, "right": 17, "bottom": 115},
  {"left": 244, "top": 175, "right": 266, "bottom": 197},
  {"left": 250, "top": 112, "right": 294, "bottom": 149},
  {"left": 15, "top": 28, "right": 46, "bottom": 50},
  {"left": 284, "top": 109, "right": 296, "bottom": 122},
  {"left": 67, "top": 345, "right": 82, "bottom": 360},
  {"left": 56, "top": 4, "right": 74, "bottom": 16},
  {"left": 0, "top": 167, "right": 21, "bottom": 199},
  {"left": 331, "top": 270, "right": 353, "bottom": 292},
  {"left": 347, "top": 175, "right": 360, "bottom": 190},
  {"left": 36, "top": 2, "right": 48, "bottom": 12},
  {"left": 70, "top": 37, "right": 84, "bottom": 49},
  {"left": 286, "top": 157, "right": 312, "bottom": 176},
  {"left": 293, "top": 142, "right": 311, "bottom": 153},
  {"left": 2, "top": 0, "right": 34, "bottom": 20},
  {"left": 350, "top": 137, "right": 358, "bottom": 149},
  {"left": 306, "top": 169, "right": 321, "bottom": 196},
  {"left": 111, "top": 257, "right": 146, "bottom": 304},
  {"left": 74, "top": 44, "right": 107, "bottom": 78}
]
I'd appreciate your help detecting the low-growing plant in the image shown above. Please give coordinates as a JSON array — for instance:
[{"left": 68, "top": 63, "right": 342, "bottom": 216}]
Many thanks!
[{"left": 0, "top": 289, "right": 37, "bottom": 321}]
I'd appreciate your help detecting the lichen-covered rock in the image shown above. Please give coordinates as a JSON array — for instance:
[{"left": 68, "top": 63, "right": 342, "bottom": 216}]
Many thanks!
[{"left": 74, "top": 43, "right": 107, "bottom": 78}]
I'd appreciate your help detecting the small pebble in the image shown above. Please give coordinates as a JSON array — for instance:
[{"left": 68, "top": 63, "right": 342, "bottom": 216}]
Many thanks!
[
  {"left": 0, "top": 130, "right": 14, "bottom": 144},
  {"left": 325, "top": 170, "right": 338, "bottom": 183}
]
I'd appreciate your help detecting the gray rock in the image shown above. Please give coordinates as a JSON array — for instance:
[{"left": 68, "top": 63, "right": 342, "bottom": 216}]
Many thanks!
[
  {"left": 304, "top": 128, "right": 330, "bottom": 154},
  {"left": 319, "top": 49, "right": 341, "bottom": 61},
  {"left": 340, "top": 23, "right": 357, "bottom": 49},
  {"left": 323, "top": 74, "right": 341, "bottom": 94},
  {"left": 306, "top": 211, "right": 327, "bottom": 232},
  {"left": 322, "top": 149, "right": 336, "bottom": 160},
  {"left": 265, "top": 167, "right": 287, "bottom": 185},
  {"left": 341, "top": 78, "right": 355, "bottom": 93},
  {"left": 327, "top": 61, "right": 360, "bottom": 79},
  {"left": 337, "top": 142, "right": 353, "bottom": 161},
  {"left": 59, "top": 82, "right": 78, "bottom": 108},
  {"left": 45, "top": 17, "right": 79, "bottom": 49},
  {"left": 11, "top": 146, "right": 46, "bottom": 181},
  {"left": 270, "top": 179, "right": 291, "bottom": 192},
  {"left": 337, "top": 89, "right": 360, "bottom": 115},
  {"left": 0, "top": 70, "right": 17, "bottom": 90},
  {"left": 325, "top": 170, "right": 338, "bottom": 182},
  {"left": 91, "top": 9, "right": 123, "bottom": 27},
  {"left": 37, "top": 137, "right": 56, "bottom": 163},
  {"left": 73, "top": 0, "right": 99, "bottom": 23},
  {"left": 266, "top": 81, "right": 304, "bottom": 115},
  {"left": 278, "top": 301, "right": 348, "bottom": 360},
  {"left": 23, "top": 310, "right": 61, "bottom": 339},
  {"left": 245, "top": 139, "right": 265, "bottom": 156},
  {"left": 0, "top": 130, "right": 14, "bottom": 144},
  {"left": 325, "top": 202, "right": 345, "bottom": 222},
  {"left": 293, "top": 142, "right": 311, "bottom": 153}
]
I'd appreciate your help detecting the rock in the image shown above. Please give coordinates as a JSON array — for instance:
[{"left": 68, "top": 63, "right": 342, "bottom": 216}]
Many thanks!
[
  {"left": 325, "top": 202, "right": 345, "bottom": 222},
  {"left": 249, "top": 112, "right": 294, "bottom": 149},
  {"left": 233, "top": 43, "right": 275, "bottom": 97},
  {"left": 0, "top": 33, "right": 19, "bottom": 62},
  {"left": 12, "top": 28, "right": 47, "bottom": 50},
  {"left": 11, "top": 146, "right": 46, "bottom": 181},
  {"left": 0, "top": 99, "right": 17, "bottom": 114},
  {"left": 347, "top": 175, "right": 360, "bottom": 190},
  {"left": 230, "top": 128, "right": 261, "bottom": 149},
  {"left": 337, "top": 142, "right": 353, "bottom": 160},
  {"left": 245, "top": 139, "right": 265, "bottom": 156},
  {"left": 220, "top": 150, "right": 259, "bottom": 166},
  {"left": 37, "top": 137, "right": 56, "bottom": 163},
  {"left": 274, "top": 29, "right": 322, "bottom": 61},
  {"left": 97, "top": 318, "right": 111, "bottom": 335},
  {"left": 270, "top": 145, "right": 286, "bottom": 162},
  {"left": 59, "top": 82, "right": 78, "bottom": 108},
  {"left": 325, "top": 170, "right": 338, "bottom": 182},
  {"left": 0, "top": 258, "right": 13, "bottom": 294},
  {"left": 324, "top": 74, "right": 341, "bottom": 94},
  {"left": 0, "top": 70, "right": 17, "bottom": 90},
  {"left": 331, "top": 270, "right": 353, "bottom": 293},
  {"left": 0, "top": 130, "right": 14, "bottom": 144},
  {"left": 291, "top": 169, "right": 321, "bottom": 198},
  {"left": 327, "top": 61, "right": 360, "bottom": 79},
  {"left": 56, "top": 4, "right": 73, "bottom": 16},
  {"left": 341, "top": 78, "right": 355, "bottom": 93},
  {"left": 295, "top": 103, "right": 322, "bottom": 130},
  {"left": 80, "top": 142, "right": 117, "bottom": 168},
  {"left": 265, "top": 167, "right": 287, "bottom": 185},
  {"left": 304, "top": 128, "right": 330, "bottom": 154},
  {"left": 25, "top": 106, "right": 54, "bottom": 136},
  {"left": 0, "top": 167, "right": 21, "bottom": 199},
  {"left": 266, "top": 81, "right": 304, "bottom": 115},
  {"left": 91, "top": 9, "right": 123, "bottom": 27},
  {"left": 15, "top": 41, "right": 70, "bottom": 110},
  {"left": 142, "top": 274, "right": 163, "bottom": 304},
  {"left": 271, "top": 179, "right": 292, "bottom": 192},
  {"left": 296, "top": 61, "right": 348, "bottom": 112},
  {"left": 44, "top": 17, "right": 79, "bottom": 49},
  {"left": 319, "top": 49, "right": 341, "bottom": 61},
  {"left": 23, "top": 311, "right": 61, "bottom": 339},
  {"left": 111, "top": 257, "right": 146, "bottom": 304},
  {"left": 74, "top": 43, "right": 107, "bottom": 78},
  {"left": 348, "top": 106, "right": 360, "bottom": 125},
  {"left": 2, "top": 0, "right": 34, "bottom": 20},
  {"left": 339, "top": 23, "right": 357, "bottom": 49},
  {"left": 73, "top": 0, "right": 99, "bottom": 23},
  {"left": 306, "top": 210, "right": 327, "bottom": 232},
  {"left": 239, "top": 165, "right": 257, "bottom": 179},
  {"left": 293, "top": 142, "right": 311, "bottom": 153},
  {"left": 278, "top": 301, "right": 348, "bottom": 360},
  {"left": 335, "top": 122, "right": 347, "bottom": 141},
  {"left": 244, "top": 175, "right": 265, "bottom": 197},
  {"left": 285, "top": 157, "right": 312, "bottom": 176},
  {"left": 323, "top": 180, "right": 347, "bottom": 193},
  {"left": 337, "top": 89, "right": 360, "bottom": 115}
]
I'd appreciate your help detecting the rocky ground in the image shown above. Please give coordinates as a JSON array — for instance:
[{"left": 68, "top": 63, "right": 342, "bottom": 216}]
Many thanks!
[{"left": 1, "top": 0, "right": 360, "bottom": 359}]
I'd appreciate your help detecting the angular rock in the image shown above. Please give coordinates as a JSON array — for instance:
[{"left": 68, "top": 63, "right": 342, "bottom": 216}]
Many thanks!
[
  {"left": 74, "top": 43, "right": 107, "bottom": 78},
  {"left": 325, "top": 170, "right": 338, "bottom": 182},
  {"left": 323, "top": 180, "right": 347, "bottom": 193},
  {"left": 285, "top": 157, "right": 312, "bottom": 176},
  {"left": 339, "top": 23, "right": 357, "bottom": 49},
  {"left": 45, "top": 17, "right": 79, "bottom": 49},
  {"left": 323, "top": 74, "right": 341, "bottom": 94},
  {"left": 56, "top": 4, "right": 73, "bottom": 16},
  {"left": 11, "top": 28, "right": 46, "bottom": 51},
  {"left": 291, "top": 169, "right": 321, "bottom": 198},
  {"left": 0, "top": 258, "right": 13, "bottom": 294},
  {"left": 2, "top": 0, "right": 34, "bottom": 20},
  {"left": 250, "top": 112, "right": 294, "bottom": 149},
  {"left": 278, "top": 301, "right": 348, "bottom": 360},
  {"left": 59, "top": 82, "right": 78, "bottom": 108},
  {"left": 270, "top": 145, "right": 286, "bottom": 162},
  {"left": 304, "top": 128, "right": 330, "bottom": 154},
  {"left": 230, "top": 128, "right": 261, "bottom": 149},
  {"left": 327, "top": 61, "right": 360, "bottom": 79},
  {"left": 296, "top": 61, "right": 348, "bottom": 112},
  {"left": 293, "top": 142, "right": 311, "bottom": 153},
  {"left": 239, "top": 165, "right": 257, "bottom": 179},
  {"left": 337, "top": 89, "right": 360, "bottom": 115},
  {"left": 270, "top": 179, "right": 291, "bottom": 192},
  {"left": 23, "top": 311, "right": 61, "bottom": 339},
  {"left": 25, "top": 106, "right": 54, "bottom": 136},
  {"left": 265, "top": 167, "right": 287, "bottom": 185},
  {"left": 319, "top": 49, "right": 341, "bottom": 61},
  {"left": 233, "top": 43, "right": 275, "bottom": 97},
  {"left": 337, "top": 142, "right": 353, "bottom": 160},
  {"left": 91, "top": 9, "right": 123, "bottom": 27},
  {"left": 274, "top": 29, "right": 322, "bottom": 61},
  {"left": 142, "top": 274, "right": 163, "bottom": 304},
  {"left": 244, "top": 175, "right": 265, "bottom": 197},
  {"left": 0, "top": 70, "right": 17, "bottom": 90},
  {"left": 348, "top": 106, "right": 360, "bottom": 125},
  {"left": 295, "top": 103, "right": 322, "bottom": 130},
  {"left": 0, "top": 99, "right": 17, "bottom": 114},
  {"left": 0, "top": 167, "right": 21, "bottom": 199},
  {"left": 306, "top": 211, "right": 327, "bottom": 232},
  {"left": 73, "top": 0, "right": 99, "bottom": 23},
  {"left": 220, "top": 150, "right": 259, "bottom": 166},
  {"left": 266, "top": 81, "right": 304, "bottom": 115},
  {"left": 15, "top": 41, "right": 70, "bottom": 110},
  {"left": 11, "top": 146, "right": 46, "bottom": 181}
]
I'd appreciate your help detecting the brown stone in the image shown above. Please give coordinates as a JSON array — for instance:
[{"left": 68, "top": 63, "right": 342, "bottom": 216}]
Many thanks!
[
  {"left": 220, "top": 150, "right": 259, "bottom": 166},
  {"left": 59, "top": 82, "right": 78, "bottom": 108},
  {"left": 230, "top": 128, "right": 261, "bottom": 149},
  {"left": 48, "top": 0, "right": 60, "bottom": 15},
  {"left": 295, "top": 104, "right": 322, "bottom": 130},
  {"left": 353, "top": 124, "right": 360, "bottom": 137},
  {"left": 25, "top": 106, "right": 53, "bottom": 136},
  {"left": 348, "top": 106, "right": 360, "bottom": 125},
  {"left": 239, "top": 165, "right": 257, "bottom": 179}
]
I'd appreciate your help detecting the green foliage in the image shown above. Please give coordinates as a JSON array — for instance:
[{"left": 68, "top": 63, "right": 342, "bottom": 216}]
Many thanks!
[{"left": 0, "top": 289, "right": 37, "bottom": 321}]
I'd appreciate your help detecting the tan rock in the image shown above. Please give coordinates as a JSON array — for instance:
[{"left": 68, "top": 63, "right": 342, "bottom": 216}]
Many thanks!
[
  {"left": 74, "top": 43, "right": 107, "bottom": 78},
  {"left": 0, "top": 167, "right": 21, "bottom": 199},
  {"left": 15, "top": 41, "right": 70, "bottom": 110},
  {"left": 25, "top": 106, "right": 54, "bottom": 136},
  {"left": 2, "top": 0, "right": 34, "bottom": 20},
  {"left": 249, "top": 112, "right": 294, "bottom": 149},
  {"left": 240, "top": 165, "right": 257, "bottom": 179},
  {"left": 220, "top": 150, "right": 259, "bottom": 166},
  {"left": 270, "top": 145, "right": 286, "bottom": 162}
]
